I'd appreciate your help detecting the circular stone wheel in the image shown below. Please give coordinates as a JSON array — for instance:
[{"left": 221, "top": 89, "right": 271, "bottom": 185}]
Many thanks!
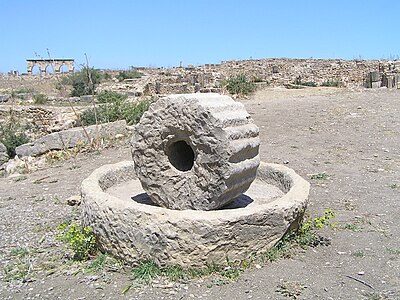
[{"left": 131, "top": 93, "right": 260, "bottom": 210}]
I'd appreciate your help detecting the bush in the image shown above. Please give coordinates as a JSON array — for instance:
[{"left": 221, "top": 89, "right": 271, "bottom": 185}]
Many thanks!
[
  {"left": 96, "top": 90, "right": 127, "bottom": 104},
  {"left": 222, "top": 74, "right": 256, "bottom": 96},
  {"left": 80, "top": 91, "right": 151, "bottom": 126},
  {"left": 33, "top": 93, "right": 48, "bottom": 104},
  {"left": 69, "top": 67, "right": 103, "bottom": 97},
  {"left": 0, "top": 124, "right": 29, "bottom": 157},
  {"left": 116, "top": 70, "right": 143, "bottom": 81}
]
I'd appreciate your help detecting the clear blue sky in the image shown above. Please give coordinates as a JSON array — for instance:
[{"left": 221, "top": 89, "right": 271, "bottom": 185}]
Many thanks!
[{"left": 1, "top": 0, "right": 399, "bottom": 73}]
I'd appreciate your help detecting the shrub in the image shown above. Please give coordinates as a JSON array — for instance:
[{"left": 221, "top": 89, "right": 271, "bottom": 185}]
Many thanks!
[
  {"left": 321, "top": 79, "right": 341, "bottom": 87},
  {"left": 79, "top": 91, "right": 151, "bottom": 126},
  {"left": 11, "top": 87, "right": 34, "bottom": 100},
  {"left": 96, "top": 90, "right": 127, "bottom": 104},
  {"left": 0, "top": 124, "right": 29, "bottom": 157},
  {"left": 117, "top": 70, "right": 143, "bottom": 81},
  {"left": 56, "top": 221, "right": 96, "bottom": 261},
  {"left": 293, "top": 76, "right": 317, "bottom": 87},
  {"left": 69, "top": 67, "right": 103, "bottom": 97},
  {"left": 33, "top": 93, "right": 48, "bottom": 104},
  {"left": 104, "top": 72, "right": 112, "bottom": 80},
  {"left": 222, "top": 74, "right": 256, "bottom": 96}
]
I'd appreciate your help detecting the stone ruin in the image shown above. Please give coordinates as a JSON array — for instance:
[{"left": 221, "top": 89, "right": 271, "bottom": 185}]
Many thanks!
[
  {"left": 26, "top": 59, "right": 74, "bottom": 75},
  {"left": 81, "top": 93, "right": 310, "bottom": 266}
]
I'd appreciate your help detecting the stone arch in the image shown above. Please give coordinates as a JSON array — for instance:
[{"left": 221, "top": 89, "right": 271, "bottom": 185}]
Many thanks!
[
  {"left": 45, "top": 64, "right": 54, "bottom": 75},
  {"left": 31, "top": 65, "right": 42, "bottom": 75},
  {"left": 59, "top": 64, "right": 70, "bottom": 73},
  {"left": 27, "top": 59, "right": 74, "bottom": 75}
]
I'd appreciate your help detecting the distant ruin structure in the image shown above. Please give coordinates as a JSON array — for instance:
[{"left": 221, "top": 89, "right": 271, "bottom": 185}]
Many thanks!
[{"left": 26, "top": 59, "right": 74, "bottom": 75}]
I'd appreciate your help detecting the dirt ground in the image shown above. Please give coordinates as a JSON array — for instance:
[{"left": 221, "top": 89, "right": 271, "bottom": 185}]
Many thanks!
[{"left": 0, "top": 87, "right": 399, "bottom": 299}]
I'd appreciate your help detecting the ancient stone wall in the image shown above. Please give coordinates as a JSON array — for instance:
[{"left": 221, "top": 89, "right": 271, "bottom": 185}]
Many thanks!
[{"left": 217, "top": 58, "right": 394, "bottom": 88}]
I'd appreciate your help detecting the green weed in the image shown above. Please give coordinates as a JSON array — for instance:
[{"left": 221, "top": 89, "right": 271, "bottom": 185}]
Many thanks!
[
  {"left": 3, "top": 248, "right": 32, "bottom": 282},
  {"left": 276, "top": 281, "right": 307, "bottom": 299},
  {"left": 342, "top": 223, "right": 362, "bottom": 232},
  {"left": 3, "top": 260, "right": 30, "bottom": 282},
  {"left": 352, "top": 250, "right": 365, "bottom": 258},
  {"left": 12, "top": 175, "right": 28, "bottom": 182},
  {"left": 56, "top": 221, "right": 96, "bottom": 261},
  {"left": 310, "top": 172, "right": 331, "bottom": 180},
  {"left": 86, "top": 253, "right": 108, "bottom": 272},
  {"left": 131, "top": 260, "right": 161, "bottom": 283},
  {"left": 10, "top": 247, "right": 29, "bottom": 258},
  {"left": 161, "top": 265, "right": 186, "bottom": 281},
  {"left": 386, "top": 248, "right": 400, "bottom": 255}
]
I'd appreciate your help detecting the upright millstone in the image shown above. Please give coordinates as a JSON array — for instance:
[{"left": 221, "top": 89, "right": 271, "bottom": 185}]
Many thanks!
[{"left": 131, "top": 93, "right": 260, "bottom": 210}]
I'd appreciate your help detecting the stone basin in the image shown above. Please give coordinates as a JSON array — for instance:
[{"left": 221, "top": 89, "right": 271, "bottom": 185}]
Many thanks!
[{"left": 81, "top": 161, "right": 310, "bottom": 267}]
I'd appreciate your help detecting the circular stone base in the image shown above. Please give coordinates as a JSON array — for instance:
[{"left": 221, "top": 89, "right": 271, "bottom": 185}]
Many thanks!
[{"left": 81, "top": 161, "right": 310, "bottom": 267}]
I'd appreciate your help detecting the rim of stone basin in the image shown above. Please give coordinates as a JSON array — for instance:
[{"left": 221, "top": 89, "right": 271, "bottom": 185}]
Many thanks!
[{"left": 81, "top": 161, "right": 310, "bottom": 266}]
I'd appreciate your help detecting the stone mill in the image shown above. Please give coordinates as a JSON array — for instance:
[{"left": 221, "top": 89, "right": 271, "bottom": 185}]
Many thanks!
[{"left": 81, "top": 93, "right": 310, "bottom": 266}]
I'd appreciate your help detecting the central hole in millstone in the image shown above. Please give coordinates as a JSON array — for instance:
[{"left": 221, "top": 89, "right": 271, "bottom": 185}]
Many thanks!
[{"left": 167, "top": 140, "right": 195, "bottom": 171}]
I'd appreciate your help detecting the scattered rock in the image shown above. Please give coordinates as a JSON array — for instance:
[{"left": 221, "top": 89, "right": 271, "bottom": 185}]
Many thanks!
[
  {"left": 0, "top": 94, "right": 11, "bottom": 102},
  {"left": 0, "top": 142, "right": 9, "bottom": 167},
  {"left": 4, "top": 155, "right": 46, "bottom": 175},
  {"left": 4, "top": 156, "right": 26, "bottom": 175},
  {"left": 66, "top": 195, "right": 81, "bottom": 206}
]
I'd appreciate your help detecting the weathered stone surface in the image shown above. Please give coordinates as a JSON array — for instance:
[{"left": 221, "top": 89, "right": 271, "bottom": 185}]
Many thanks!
[
  {"left": 0, "top": 142, "right": 9, "bottom": 166},
  {"left": 81, "top": 161, "right": 310, "bottom": 267},
  {"left": 132, "top": 93, "right": 260, "bottom": 210},
  {"left": 16, "top": 120, "right": 127, "bottom": 157}
]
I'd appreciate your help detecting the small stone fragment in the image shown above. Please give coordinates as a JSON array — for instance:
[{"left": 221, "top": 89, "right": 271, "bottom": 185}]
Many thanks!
[{"left": 66, "top": 195, "right": 81, "bottom": 206}]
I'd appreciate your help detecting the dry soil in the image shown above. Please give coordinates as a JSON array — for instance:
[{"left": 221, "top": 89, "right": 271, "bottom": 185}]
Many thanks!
[{"left": 0, "top": 87, "right": 399, "bottom": 300}]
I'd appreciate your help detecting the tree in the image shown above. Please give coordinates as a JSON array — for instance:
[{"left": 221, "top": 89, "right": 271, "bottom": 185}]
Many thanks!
[{"left": 70, "top": 67, "right": 102, "bottom": 97}]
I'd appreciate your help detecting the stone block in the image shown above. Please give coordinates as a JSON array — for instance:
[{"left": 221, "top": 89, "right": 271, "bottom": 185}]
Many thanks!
[
  {"left": 132, "top": 93, "right": 260, "bottom": 210},
  {"left": 16, "top": 120, "right": 127, "bottom": 157}
]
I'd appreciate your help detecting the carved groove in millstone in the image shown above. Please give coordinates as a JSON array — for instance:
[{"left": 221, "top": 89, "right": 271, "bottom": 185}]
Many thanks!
[{"left": 131, "top": 93, "right": 260, "bottom": 210}]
